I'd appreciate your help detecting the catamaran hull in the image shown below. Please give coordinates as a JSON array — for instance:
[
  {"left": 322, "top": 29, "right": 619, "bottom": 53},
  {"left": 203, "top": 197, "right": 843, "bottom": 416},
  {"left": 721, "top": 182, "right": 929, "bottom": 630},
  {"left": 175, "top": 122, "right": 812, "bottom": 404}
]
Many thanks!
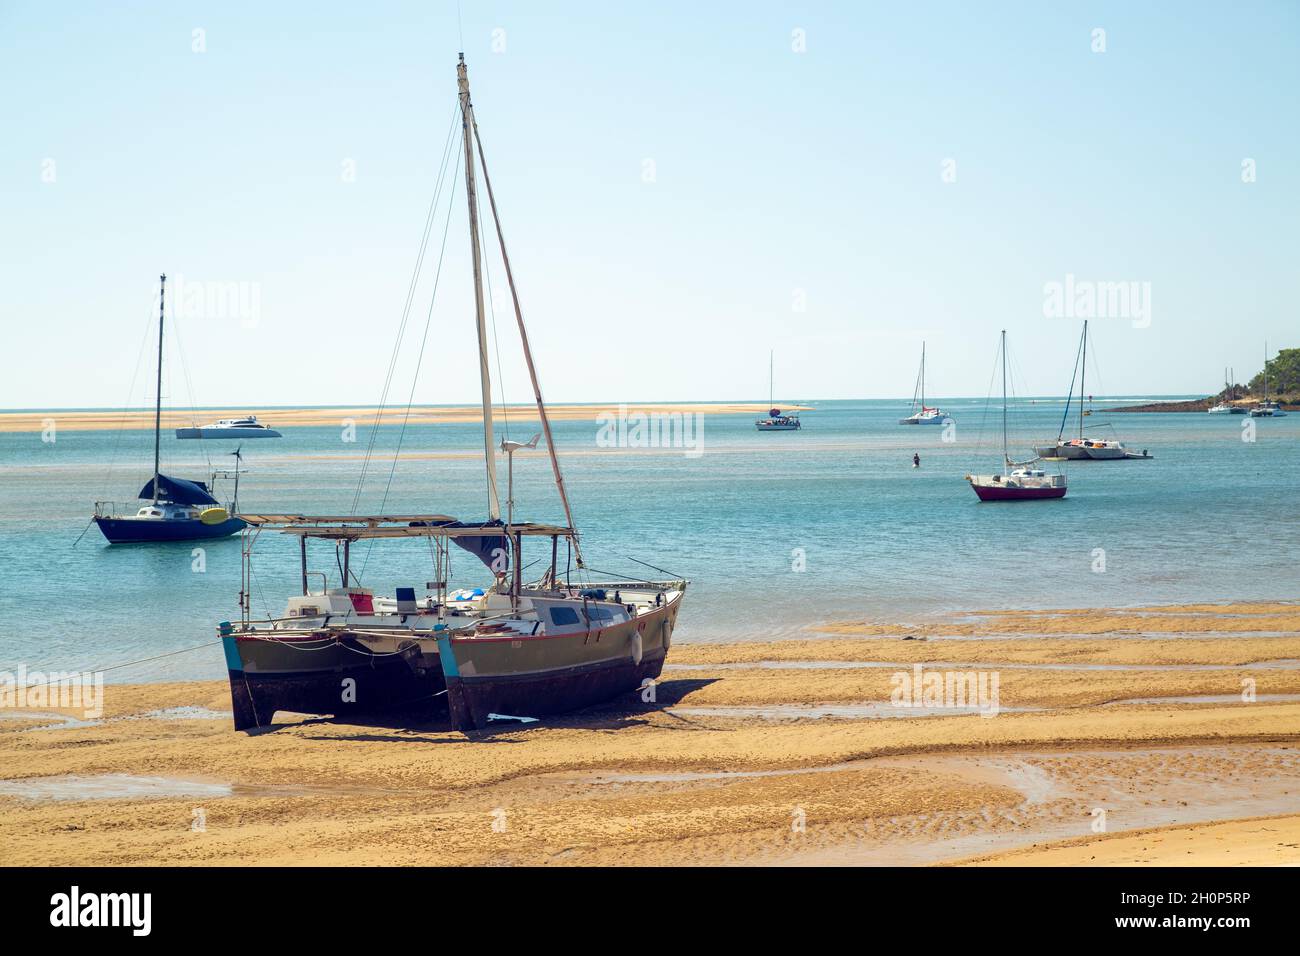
[
  {"left": 440, "top": 592, "right": 684, "bottom": 731},
  {"left": 222, "top": 634, "right": 445, "bottom": 731},
  {"left": 94, "top": 515, "right": 246, "bottom": 543}
]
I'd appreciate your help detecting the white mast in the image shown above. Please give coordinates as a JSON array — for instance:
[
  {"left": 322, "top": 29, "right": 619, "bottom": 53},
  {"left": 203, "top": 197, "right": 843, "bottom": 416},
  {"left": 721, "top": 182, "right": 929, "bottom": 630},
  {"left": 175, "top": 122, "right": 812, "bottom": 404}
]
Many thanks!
[
  {"left": 465, "top": 57, "right": 585, "bottom": 565},
  {"left": 920, "top": 341, "right": 926, "bottom": 409},
  {"left": 769, "top": 350, "right": 774, "bottom": 407},
  {"left": 457, "top": 54, "right": 502, "bottom": 521},
  {"left": 1001, "top": 330, "right": 1009, "bottom": 468}
]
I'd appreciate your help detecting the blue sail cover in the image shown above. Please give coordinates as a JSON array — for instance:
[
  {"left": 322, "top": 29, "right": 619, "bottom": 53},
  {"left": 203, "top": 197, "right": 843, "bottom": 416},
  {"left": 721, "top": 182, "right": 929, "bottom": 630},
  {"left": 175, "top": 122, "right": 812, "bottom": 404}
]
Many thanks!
[
  {"left": 446, "top": 522, "right": 511, "bottom": 573},
  {"left": 136, "top": 474, "right": 220, "bottom": 506}
]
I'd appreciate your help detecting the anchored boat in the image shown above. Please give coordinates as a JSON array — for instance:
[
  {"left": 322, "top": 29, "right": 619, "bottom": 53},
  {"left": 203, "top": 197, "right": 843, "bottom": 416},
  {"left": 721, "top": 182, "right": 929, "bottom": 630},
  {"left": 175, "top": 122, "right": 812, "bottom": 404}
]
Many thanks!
[
  {"left": 177, "top": 416, "right": 282, "bottom": 439},
  {"left": 1249, "top": 343, "right": 1288, "bottom": 417},
  {"left": 220, "top": 55, "right": 687, "bottom": 733},
  {"left": 93, "top": 275, "right": 246, "bottom": 544},
  {"left": 755, "top": 351, "right": 801, "bottom": 430},
  {"left": 1035, "top": 320, "right": 1151, "bottom": 460},
  {"left": 899, "top": 342, "right": 950, "bottom": 425},
  {"left": 968, "top": 331, "right": 1067, "bottom": 502}
]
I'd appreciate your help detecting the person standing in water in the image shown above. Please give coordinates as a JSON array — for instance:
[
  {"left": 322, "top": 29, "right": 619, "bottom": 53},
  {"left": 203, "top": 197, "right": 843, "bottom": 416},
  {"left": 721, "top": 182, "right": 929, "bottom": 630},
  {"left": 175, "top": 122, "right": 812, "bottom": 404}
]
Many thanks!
[{"left": 913, "top": 453, "right": 920, "bottom": 468}]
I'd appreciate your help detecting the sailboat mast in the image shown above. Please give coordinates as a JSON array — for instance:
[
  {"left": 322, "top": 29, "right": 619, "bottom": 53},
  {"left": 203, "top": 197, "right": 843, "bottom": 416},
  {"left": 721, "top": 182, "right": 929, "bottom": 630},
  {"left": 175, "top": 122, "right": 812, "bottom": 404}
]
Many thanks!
[
  {"left": 769, "top": 350, "right": 773, "bottom": 407},
  {"left": 1001, "top": 330, "right": 1008, "bottom": 467},
  {"left": 466, "top": 64, "right": 584, "bottom": 564},
  {"left": 153, "top": 273, "right": 166, "bottom": 503},
  {"left": 457, "top": 54, "right": 502, "bottom": 521},
  {"left": 1079, "top": 319, "right": 1087, "bottom": 439},
  {"left": 920, "top": 342, "right": 926, "bottom": 408}
]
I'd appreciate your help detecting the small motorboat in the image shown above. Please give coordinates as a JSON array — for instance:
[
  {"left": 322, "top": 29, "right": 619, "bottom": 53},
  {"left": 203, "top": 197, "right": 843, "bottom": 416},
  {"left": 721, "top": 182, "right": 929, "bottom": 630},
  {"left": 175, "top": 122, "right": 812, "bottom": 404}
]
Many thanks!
[{"left": 177, "top": 416, "right": 282, "bottom": 439}]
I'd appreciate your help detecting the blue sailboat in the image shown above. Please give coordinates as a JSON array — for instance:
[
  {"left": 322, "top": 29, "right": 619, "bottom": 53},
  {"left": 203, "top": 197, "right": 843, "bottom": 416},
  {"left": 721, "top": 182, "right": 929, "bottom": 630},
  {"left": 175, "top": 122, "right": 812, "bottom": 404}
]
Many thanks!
[{"left": 92, "top": 275, "right": 246, "bottom": 545}]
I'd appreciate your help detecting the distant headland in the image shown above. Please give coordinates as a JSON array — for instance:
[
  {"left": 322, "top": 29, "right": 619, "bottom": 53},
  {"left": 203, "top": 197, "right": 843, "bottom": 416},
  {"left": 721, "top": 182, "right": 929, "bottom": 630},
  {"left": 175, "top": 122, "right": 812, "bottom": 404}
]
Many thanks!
[{"left": 1104, "top": 347, "right": 1298, "bottom": 412}]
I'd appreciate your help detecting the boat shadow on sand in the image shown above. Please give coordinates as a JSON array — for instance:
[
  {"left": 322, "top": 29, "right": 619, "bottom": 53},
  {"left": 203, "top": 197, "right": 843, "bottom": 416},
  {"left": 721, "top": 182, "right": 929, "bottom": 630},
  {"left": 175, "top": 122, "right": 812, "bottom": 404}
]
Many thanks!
[{"left": 251, "top": 678, "right": 720, "bottom": 742}]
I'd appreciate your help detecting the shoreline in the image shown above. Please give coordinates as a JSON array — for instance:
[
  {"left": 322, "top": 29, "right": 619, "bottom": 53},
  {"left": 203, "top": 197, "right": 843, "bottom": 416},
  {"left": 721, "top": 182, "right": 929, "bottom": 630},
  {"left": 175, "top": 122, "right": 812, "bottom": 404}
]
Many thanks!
[
  {"left": 2, "top": 600, "right": 1298, "bottom": 866},
  {"left": 0, "top": 402, "right": 813, "bottom": 434}
]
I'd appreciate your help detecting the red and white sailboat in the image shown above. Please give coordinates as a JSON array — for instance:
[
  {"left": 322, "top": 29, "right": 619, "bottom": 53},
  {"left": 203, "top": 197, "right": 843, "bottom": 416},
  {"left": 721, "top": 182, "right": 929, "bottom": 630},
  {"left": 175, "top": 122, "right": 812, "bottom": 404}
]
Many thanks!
[{"left": 967, "top": 331, "right": 1067, "bottom": 502}]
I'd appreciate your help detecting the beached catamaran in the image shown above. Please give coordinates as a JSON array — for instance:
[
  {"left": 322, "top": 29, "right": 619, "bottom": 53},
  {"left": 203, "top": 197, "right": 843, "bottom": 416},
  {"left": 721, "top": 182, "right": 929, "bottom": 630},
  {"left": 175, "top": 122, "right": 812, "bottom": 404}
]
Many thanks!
[{"left": 220, "top": 56, "right": 686, "bottom": 733}]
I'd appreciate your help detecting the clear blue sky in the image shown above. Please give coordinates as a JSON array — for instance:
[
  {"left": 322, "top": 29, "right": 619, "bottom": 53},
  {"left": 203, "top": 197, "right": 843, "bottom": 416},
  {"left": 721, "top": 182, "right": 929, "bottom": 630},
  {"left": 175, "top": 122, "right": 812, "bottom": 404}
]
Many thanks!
[{"left": 2, "top": 1, "right": 1296, "bottom": 408}]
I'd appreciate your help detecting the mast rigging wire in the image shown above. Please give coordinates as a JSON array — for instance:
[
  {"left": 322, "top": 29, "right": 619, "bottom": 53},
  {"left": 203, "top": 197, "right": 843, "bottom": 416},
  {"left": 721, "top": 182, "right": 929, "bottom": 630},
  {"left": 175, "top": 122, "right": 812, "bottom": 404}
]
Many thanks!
[{"left": 349, "top": 103, "right": 461, "bottom": 515}]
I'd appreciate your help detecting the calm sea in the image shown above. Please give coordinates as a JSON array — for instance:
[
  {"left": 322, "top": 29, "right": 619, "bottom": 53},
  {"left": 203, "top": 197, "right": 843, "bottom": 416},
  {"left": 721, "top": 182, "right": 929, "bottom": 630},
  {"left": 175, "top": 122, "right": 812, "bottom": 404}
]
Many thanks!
[{"left": 1, "top": 399, "right": 1296, "bottom": 682}]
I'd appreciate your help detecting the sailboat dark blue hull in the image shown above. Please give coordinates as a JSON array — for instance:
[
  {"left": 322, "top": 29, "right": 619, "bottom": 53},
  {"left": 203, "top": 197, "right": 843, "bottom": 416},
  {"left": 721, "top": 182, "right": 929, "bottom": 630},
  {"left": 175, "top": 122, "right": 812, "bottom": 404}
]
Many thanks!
[{"left": 94, "top": 516, "right": 246, "bottom": 544}]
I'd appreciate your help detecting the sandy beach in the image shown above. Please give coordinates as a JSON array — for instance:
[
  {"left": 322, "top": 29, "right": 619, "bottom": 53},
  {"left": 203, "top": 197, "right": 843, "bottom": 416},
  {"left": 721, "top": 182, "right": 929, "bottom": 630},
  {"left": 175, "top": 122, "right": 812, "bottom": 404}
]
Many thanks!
[
  {"left": 0, "top": 403, "right": 812, "bottom": 434},
  {"left": 2, "top": 601, "right": 1298, "bottom": 866}
]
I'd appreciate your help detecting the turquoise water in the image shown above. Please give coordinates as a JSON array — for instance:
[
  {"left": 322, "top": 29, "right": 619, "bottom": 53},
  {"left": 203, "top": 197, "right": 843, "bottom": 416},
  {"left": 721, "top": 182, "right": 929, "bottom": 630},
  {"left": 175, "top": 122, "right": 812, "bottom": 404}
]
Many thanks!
[{"left": 1, "top": 399, "right": 1296, "bottom": 682}]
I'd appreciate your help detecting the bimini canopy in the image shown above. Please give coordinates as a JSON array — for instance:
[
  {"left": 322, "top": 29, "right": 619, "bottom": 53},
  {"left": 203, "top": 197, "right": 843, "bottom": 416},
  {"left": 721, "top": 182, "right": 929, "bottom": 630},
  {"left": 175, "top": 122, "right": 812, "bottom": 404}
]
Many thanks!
[
  {"left": 137, "top": 474, "right": 219, "bottom": 506},
  {"left": 447, "top": 521, "right": 511, "bottom": 573}
]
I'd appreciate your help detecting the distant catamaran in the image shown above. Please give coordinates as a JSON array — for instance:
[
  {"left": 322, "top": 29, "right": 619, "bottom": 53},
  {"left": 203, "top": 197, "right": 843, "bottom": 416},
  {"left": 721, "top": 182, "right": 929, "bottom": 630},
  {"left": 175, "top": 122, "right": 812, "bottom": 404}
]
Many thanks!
[
  {"left": 1250, "top": 342, "right": 1288, "bottom": 417},
  {"left": 92, "top": 275, "right": 246, "bottom": 544},
  {"left": 968, "top": 331, "right": 1067, "bottom": 501},
  {"left": 221, "top": 56, "right": 686, "bottom": 733},
  {"left": 899, "top": 342, "right": 949, "bottom": 425},
  {"left": 1035, "top": 320, "right": 1151, "bottom": 460}
]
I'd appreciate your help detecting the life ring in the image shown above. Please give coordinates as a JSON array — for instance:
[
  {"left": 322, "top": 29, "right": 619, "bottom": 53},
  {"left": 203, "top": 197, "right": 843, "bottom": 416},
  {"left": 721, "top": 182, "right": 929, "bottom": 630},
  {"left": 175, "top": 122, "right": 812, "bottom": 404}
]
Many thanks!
[{"left": 629, "top": 631, "right": 643, "bottom": 665}]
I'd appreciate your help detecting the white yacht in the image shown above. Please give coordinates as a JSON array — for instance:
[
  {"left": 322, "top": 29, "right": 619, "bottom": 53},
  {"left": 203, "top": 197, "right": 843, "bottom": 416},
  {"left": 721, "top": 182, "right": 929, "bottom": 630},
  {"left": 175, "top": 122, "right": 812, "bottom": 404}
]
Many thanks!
[{"left": 176, "top": 416, "right": 282, "bottom": 439}]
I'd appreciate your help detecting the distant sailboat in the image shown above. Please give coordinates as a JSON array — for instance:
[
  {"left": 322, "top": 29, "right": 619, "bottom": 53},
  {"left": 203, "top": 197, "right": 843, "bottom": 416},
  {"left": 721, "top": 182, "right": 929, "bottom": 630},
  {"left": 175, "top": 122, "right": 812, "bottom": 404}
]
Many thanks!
[
  {"left": 899, "top": 342, "right": 949, "bottom": 425},
  {"left": 1250, "top": 343, "right": 1288, "bottom": 417},
  {"left": 92, "top": 275, "right": 247, "bottom": 544},
  {"left": 1035, "top": 320, "right": 1151, "bottom": 460},
  {"left": 755, "top": 350, "right": 801, "bottom": 430},
  {"left": 968, "top": 331, "right": 1067, "bottom": 501},
  {"left": 1208, "top": 367, "right": 1246, "bottom": 414}
]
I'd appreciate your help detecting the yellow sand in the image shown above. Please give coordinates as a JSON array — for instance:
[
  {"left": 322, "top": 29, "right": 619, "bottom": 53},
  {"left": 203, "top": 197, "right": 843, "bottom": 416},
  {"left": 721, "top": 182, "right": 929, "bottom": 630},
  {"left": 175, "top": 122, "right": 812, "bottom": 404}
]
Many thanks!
[
  {"left": 2, "top": 601, "right": 1298, "bottom": 866},
  {"left": 0, "top": 402, "right": 812, "bottom": 433},
  {"left": 955, "top": 814, "right": 1300, "bottom": 866}
]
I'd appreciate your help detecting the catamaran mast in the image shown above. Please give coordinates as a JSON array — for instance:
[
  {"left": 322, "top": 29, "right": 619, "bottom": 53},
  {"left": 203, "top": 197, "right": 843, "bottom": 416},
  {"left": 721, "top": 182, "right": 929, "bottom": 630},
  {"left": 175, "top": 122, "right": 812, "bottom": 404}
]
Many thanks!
[
  {"left": 464, "top": 56, "right": 585, "bottom": 566},
  {"left": 921, "top": 342, "right": 926, "bottom": 409},
  {"left": 152, "top": 274, "right": 166, "bottom": 503},
  {"left": 769, "top": 350, "right": 774, "bottom": 406},
  {"left": 457, "top": 54, "right": 502, "bottom": 521},
  {"left": 1078, "top": 319, "right": 1087, "bottom": 439}
]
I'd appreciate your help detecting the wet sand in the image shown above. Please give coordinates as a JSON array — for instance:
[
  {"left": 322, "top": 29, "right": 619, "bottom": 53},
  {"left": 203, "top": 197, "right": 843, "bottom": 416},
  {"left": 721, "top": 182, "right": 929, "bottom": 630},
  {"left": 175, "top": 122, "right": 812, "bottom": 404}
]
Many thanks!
[
  {"left": 0, "top": 402, "right": 810, "bottom": 433},
  {"left": 1, "top": 601, "right": 1298, "bottom": 866}
]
